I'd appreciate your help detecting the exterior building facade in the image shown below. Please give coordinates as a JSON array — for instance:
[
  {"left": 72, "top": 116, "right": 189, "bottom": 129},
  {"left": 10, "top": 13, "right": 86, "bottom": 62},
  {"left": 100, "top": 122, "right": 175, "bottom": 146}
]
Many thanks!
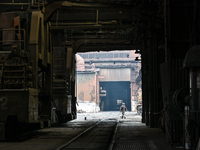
[{"left": 76, "top": 50, "right": 141, "bottom": 112}]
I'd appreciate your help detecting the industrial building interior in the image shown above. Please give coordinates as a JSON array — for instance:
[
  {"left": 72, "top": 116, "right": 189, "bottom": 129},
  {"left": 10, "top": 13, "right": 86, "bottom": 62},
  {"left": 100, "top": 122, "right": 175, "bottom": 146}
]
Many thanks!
[{"left": 0, "top": 0, "right": 200, "bottom": 149}]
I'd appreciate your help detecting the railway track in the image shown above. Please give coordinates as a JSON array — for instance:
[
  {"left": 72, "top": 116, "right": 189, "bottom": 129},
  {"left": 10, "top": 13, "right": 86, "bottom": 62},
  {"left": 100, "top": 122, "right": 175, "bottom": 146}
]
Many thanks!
[
  {"left": 0, "top": 111, "right": 184, "bottom": 150},
  {"left": 0, "top": 111, "right": 143, "bottom": 150},
  {"left": 55, "top": 112, "right": 118, "bottom": 150},
  {"left": 0, "top": 112, "right": 121, "bottom": 150}
]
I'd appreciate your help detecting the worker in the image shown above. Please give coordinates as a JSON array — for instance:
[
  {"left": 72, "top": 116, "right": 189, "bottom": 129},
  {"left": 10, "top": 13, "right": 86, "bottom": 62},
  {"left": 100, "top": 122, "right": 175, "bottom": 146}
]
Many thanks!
[{"left": 120, "top": 102, "right": 127, "bottom": 119}]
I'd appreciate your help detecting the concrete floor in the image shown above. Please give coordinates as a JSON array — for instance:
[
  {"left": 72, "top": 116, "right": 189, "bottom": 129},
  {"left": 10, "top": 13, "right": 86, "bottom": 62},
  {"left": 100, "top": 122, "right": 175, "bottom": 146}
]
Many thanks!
[{"left": 0, "top": 111, "right": 184, "bottom": 150}]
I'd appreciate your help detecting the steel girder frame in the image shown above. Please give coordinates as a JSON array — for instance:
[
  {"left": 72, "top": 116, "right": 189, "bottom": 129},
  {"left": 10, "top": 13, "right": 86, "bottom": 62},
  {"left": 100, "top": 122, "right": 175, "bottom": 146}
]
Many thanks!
[
  {"left": 44, "top": 1, "right": 133, "bottom": 22},
  {"left": 29, "top": 10, "right": 53, "bottom": 122}
]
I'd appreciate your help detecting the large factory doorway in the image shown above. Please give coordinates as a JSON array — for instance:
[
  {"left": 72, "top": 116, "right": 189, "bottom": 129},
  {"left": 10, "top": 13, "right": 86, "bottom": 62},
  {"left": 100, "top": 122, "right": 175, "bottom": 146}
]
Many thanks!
[
  {"left": 99, "top": 81, "right": 131, "bottom": 111},
  {"left": 76, "top": 50, "right": 141, "bottom": 113}
]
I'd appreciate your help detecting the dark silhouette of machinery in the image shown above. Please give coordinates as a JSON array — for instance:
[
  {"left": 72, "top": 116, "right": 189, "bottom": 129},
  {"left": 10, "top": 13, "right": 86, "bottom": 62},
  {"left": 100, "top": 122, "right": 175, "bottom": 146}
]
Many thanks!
[
  {"left": 1, "top": 1, "right": 200, "bottom": 149},
  {"left": 0, "top": 3, "right": 76, "bottom": 140}
]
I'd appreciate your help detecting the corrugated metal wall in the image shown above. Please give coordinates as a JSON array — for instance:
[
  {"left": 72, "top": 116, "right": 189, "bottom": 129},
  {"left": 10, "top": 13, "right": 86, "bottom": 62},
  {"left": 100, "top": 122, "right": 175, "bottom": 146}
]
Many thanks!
[{"left": 99, "top": 68, "right": 131, "bottom": 81}]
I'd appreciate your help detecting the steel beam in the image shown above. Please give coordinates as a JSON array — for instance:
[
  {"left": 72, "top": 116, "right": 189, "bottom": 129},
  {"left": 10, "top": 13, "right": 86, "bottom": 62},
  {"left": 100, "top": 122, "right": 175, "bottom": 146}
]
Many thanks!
[
  {"left": 77, "top": 44, "right": 140, "bottom": 52},
  {"left": 51, "top": 24, "right": 133, "bottom": 30},
  {"left": 44, "top": 1, "right": 133, "bottom": 21},
  {"left": 50, "top": 12, "right": 132, "bottom": 21},
  {"left": 68, "top": 38, "right": 131, "bottom": 53}
]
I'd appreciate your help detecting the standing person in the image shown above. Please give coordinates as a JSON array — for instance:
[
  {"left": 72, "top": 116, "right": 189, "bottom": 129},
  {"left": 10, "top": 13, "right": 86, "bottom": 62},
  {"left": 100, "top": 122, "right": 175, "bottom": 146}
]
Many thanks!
[{"left": 120, "top": 102, "right": 127, "bottom": 119}]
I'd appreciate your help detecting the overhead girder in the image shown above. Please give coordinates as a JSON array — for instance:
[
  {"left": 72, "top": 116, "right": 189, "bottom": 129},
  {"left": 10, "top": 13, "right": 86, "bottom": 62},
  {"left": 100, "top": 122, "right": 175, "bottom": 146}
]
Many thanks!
[
  {"left": 64, "top": 38, "right": 136, "bottom": 53},
  {"left": 76, "top": 44, "right": 140, "bottom": 52},
  {"left": 45, "top": 1, "right": 151, "bottom": 52},
  {"left": 44, "top": 1, "right": 133, "bottom": 22},
  {"left": 50, "top": 11, "right": 133, "bottom": 21},
  {"left": 51, "top": 24, "right": 133, "bottom": 30},
  {"left": 45, "top": 0, "right": 142, "bottom": 64}
]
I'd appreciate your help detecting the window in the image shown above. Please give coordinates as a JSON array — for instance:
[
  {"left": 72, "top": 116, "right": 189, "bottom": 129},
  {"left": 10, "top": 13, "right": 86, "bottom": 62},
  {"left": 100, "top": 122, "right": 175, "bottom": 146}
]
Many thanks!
[
  {"left": 119, "top": 53, "right": 124, "bottom": 58},
  {"left": 108, "top": 53, "right": 113, "bottom": 58},
  {"left": 114, "top": 53, "right": 118, "bottom": 58},
  {"left": 82, "top": 54, "right": 88, "bottom": 58},
  {"left": 95, "top": 53, "right": 101, "bottom": 59},
  {"left": 89, "top": 54, "right": 94, "bottom": 58},
  {"left": 101, "top": 53, "right": 107, "bottom": 58}
]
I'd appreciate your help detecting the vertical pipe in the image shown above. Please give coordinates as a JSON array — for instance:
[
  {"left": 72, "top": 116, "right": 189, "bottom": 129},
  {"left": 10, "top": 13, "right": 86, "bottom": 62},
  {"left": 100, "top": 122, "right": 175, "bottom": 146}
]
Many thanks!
[
  {"left": 131, "top": 82, "right": 133, "bottom": 111},
  {"left": 42, "top": 71, "right": 45, "bottom": 88},
  {"left": 164, "top": 0, "right": 168, "bottom": 62},
  {"left": 28, "top": 0, "right": 30, "bottom": 9},
  {"left": 185, "top": 106, "right": 190, "bottom": 149},
  {"left": 190, "top": 68, "right": 198, "bottom": 114},
  {"left": 189, "top": 68, "right": 199, "bottom": 148},
  {"left": 56, "top": 10, "right": 59, "bottom": 27},
  {"left": 23, "top": 29, "right": 26, "bottom": 51},
  {"left": 38, "top": 0, "right": 40, "bottom": 9},
  {"left": 96, "top": 9, "right": 99, "bottom": 25}
]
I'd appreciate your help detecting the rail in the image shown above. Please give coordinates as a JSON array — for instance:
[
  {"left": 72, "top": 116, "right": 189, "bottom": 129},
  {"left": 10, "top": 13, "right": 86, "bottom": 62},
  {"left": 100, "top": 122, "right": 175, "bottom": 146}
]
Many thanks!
[
  {"left": 0, "top": 0, "right": 47, "bottom": 9},
  {"left": 0, "top": 0, "right": 31, "bottom": 5},
  {"left": 55, "top": 112, "right": 116, "bottom": 150}
]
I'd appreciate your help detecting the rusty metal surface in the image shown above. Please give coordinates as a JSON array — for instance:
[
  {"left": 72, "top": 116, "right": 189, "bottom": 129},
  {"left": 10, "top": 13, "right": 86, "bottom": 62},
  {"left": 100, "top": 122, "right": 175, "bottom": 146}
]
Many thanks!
[
  {"left": 0, "top": 88, "right": 38, "bottom": 123},
  {"left": 76, "top": 72, "right": 97, "bottom": 102},
  {"left": 0, "top": 90, "right": 29, "bottom": 122}
]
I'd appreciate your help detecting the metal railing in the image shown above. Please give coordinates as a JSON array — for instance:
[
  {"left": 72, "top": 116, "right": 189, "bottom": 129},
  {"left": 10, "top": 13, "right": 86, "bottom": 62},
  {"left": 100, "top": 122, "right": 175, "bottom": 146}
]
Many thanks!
[
  {"left": 0, "top": 28, "right": 26, "bottom": 52},
  {"left": 0, "top": 0, "right": 30, "bottom": 5},
  {"left": 0, "top": 0, "right": 47, "bottom": 8}
]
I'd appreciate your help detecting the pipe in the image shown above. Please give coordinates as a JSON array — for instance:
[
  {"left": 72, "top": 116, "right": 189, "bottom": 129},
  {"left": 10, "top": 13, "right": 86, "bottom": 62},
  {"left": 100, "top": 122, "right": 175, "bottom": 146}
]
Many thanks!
[
  {"left": 185, "top": 106, "right": 190, "bottom": 149},
  {"left": 0, "top": 2, "right": 30, "bottom": 5},
  {"left": 189, "top": 68, "right": 198, "bottom": 116},
  {"left": 0, "top": 0, "right": 45, "bottom": 6},
  {"left": 96, "top": 9, "right": 99, "bottom": 25},
  {"left": 189, "top": 68, "right": 199, "bottom": 148},
  {"left": 28, "top": 0, "right": 31, "bottom": 9}
]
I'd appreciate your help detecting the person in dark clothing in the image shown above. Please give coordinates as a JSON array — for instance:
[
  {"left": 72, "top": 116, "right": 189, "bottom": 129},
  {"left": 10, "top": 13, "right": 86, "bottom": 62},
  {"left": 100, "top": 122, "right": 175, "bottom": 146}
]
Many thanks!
[{"left": 120, "top": 102, "right": 127, "bottom": 119}]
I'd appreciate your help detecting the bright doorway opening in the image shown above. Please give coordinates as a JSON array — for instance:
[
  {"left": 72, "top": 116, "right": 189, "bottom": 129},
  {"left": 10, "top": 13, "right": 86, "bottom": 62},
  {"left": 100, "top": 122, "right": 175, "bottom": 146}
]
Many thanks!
[{"left": 75, "top": 50, "right": 141, "bottom": 114}]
